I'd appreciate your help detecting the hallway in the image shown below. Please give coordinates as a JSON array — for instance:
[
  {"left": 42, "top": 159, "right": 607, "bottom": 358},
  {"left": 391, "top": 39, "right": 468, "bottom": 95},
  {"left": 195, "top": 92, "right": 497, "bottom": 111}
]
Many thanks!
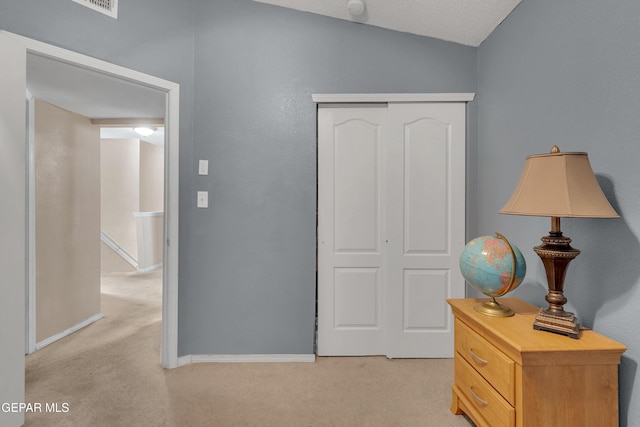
[{"left": 25, "top": 270, "right": 167, "bottom": 426}]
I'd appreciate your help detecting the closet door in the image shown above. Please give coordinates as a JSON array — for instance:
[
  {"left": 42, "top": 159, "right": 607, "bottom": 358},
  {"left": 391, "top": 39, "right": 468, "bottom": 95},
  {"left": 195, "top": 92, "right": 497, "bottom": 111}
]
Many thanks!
[
  {"left": 317, "top": 104, "right": 388, "bottom": 356},
  {"left": 317, "top": 102, "right": 466, "bottom": 357},
  {"left": 385, "top": 102, "right": 466, "bottom": 358}
]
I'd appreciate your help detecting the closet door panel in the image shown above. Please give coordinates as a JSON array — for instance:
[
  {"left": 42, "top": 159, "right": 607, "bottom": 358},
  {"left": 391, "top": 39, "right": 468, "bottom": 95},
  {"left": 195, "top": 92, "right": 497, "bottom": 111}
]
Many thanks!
[
  {"left": 333, "top": 119, "right": 380, "bottom": 253},
  {"left": 386, "top": 102, "right": 466, "bottom": 358},
  {"left": 317, "top": 104, "right": 387, "bottom": 356},
  {"left": 404, "top": 118, "right": 448, "bottom": 253}
]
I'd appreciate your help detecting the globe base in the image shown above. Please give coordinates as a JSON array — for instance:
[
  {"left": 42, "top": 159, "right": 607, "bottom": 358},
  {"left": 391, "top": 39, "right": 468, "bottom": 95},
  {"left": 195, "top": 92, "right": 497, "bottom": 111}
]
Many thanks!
[{"left": 474, "top": 298, "right": 515, "bottom": 318}]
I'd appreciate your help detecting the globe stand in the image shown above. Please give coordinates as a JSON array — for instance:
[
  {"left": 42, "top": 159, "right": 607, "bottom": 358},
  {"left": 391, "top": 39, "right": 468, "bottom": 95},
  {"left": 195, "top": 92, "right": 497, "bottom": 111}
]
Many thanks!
[{"left": 474, "top": 297, "right": 515, "bottom": 317}]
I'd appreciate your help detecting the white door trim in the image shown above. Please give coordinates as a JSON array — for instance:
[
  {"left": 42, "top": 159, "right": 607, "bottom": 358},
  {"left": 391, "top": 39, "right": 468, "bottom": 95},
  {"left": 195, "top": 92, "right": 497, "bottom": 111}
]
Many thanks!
[
  {"left": 312, "top": 93, "right": 475, "bottom": 104},
  {"left": 26, "top": 89, "right": 36, "bottom": 355},
  {"left": 2, "top": 30, "right": 180, "bottom": 369},
  {"left": 0, "top": 33, "right": 27, "bottom": 427}
]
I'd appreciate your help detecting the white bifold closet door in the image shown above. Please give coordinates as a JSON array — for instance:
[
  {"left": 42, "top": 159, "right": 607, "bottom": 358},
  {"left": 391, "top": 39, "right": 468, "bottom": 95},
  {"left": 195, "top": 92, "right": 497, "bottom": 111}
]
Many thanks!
[{"left": 317, "top": 102, "right": 466, "bottom": 358}]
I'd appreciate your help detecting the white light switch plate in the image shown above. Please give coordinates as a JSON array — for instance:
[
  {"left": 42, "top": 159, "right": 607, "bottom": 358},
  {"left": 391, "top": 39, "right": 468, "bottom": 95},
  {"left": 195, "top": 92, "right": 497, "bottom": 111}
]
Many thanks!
[
  {"left": 198, "top": 159, "right": 209, "bottom": 175},
  {"left": 197, "top": 191, "right": 208, "bottom": 208}
]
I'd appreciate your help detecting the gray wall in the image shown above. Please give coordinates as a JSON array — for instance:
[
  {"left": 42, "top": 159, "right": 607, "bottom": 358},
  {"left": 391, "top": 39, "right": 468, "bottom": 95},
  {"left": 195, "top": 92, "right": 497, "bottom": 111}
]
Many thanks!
[
  {"left": 0, "top": 0, "right": 476, "bottom": 357},
  {"left": 182, "top": 0, "right": 477, "bottom": 354},
  {"left": 0, "top": 0, "right": 197, "bottom": 220},
  {"left": 478, "top": 0, "right": 640, "bottom": 424},
  {"left": 3, "top": 0, "right": 637, "bottom": 422}
]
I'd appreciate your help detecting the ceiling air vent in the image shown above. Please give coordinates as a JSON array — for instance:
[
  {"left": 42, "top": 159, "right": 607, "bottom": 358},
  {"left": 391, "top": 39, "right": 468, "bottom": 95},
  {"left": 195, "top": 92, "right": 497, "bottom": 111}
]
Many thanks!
[{"left": 72, "top": 0, "right": 118, "bottom": 19}]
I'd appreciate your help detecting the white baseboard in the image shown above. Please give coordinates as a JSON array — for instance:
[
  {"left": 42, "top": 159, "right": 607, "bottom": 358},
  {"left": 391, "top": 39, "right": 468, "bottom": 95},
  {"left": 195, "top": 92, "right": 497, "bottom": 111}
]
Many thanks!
[
  {"left": 177, "top": 354, "right": 316, "bottom": 366},
  {"left": 36, "top": 313, "right": 104, "bottom": 350},
  {"left": 101, "top": 230, "right": 138, "bottom": 269},
  {"left": 137, "top": 262, "right": 162, "bottom": 273}
]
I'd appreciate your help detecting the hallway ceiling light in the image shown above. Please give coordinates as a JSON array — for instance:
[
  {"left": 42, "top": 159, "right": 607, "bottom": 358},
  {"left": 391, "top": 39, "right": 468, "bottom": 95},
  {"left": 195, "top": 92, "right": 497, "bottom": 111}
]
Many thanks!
[
  {"left": 347, "top": 0, "right": 365, "bottom": 16},
  {"left": 134, "top": 126, "right": 156, "bottom": 137}
]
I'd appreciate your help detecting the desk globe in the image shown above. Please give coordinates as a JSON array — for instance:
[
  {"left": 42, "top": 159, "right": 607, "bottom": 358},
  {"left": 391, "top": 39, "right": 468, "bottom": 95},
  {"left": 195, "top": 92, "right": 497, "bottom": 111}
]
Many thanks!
[{"left": 459, "top": 233, "right": 526, "bottom": 317}]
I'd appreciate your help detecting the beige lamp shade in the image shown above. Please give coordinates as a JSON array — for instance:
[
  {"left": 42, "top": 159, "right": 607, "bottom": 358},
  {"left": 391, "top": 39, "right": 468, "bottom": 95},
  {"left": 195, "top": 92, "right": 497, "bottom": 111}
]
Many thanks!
[{"left": 500, "top": 147, "right": 619, "bottom": 218}]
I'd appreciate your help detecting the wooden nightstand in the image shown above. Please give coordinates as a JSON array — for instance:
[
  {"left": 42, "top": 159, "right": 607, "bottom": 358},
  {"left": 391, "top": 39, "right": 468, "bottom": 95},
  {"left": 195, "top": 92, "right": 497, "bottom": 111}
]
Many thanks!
[{"left": 448, "top": 298, "right": 626, "bottom": 427}]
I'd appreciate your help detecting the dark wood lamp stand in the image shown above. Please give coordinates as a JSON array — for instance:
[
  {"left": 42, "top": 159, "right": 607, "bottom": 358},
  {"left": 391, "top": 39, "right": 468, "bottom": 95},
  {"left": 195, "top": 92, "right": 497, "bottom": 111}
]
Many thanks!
[{"left": 532, "top": 217, "right": 581, "bottom": 338}]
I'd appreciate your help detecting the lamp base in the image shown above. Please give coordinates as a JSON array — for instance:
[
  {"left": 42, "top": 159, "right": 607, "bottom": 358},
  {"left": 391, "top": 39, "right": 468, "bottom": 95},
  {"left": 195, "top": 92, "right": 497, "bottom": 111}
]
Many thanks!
[
  {"left": 474, "top": 298, "right": 514, "bottom": 318},
  {"left": 533, "top": 308, "right": 580, "bottom": 339}
]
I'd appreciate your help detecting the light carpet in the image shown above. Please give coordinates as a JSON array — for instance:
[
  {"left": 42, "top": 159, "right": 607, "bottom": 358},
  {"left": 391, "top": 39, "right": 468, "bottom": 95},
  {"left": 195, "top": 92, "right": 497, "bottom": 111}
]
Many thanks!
[{"left": 25, "top": 270, "right": 473, "bottom": 426}]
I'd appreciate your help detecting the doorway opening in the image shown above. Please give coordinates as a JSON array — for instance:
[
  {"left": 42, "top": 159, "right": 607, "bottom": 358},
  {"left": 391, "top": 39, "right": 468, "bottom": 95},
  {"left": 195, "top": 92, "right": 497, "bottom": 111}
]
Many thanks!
[{"left": 15, "top": 33, "right": 180, "bottom": 368}]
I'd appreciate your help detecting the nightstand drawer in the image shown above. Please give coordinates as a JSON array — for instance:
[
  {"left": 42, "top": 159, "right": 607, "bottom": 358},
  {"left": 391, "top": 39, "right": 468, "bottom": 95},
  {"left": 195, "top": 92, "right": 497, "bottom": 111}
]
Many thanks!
[
  {"left": 454, "top": 356, "right": 515, "bottom": 427},
  {"left": 455, "top": 318, "right": 515, "bottom": 404}
]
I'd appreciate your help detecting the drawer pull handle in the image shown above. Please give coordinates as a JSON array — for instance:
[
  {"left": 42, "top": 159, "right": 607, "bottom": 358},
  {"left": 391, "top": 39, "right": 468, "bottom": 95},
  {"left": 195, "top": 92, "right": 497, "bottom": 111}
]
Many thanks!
[
  {"left": 469, "top": 386, "right": 489, "bottom": 407},
  {"left": 468, "top": 349, "right": 488, "bottom": 366}
]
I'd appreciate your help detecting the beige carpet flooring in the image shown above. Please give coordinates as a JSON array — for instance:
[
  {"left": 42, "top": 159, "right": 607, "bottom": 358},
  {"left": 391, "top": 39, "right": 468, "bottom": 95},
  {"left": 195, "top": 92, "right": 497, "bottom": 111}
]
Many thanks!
[{"left": 25, "top": 270, "right": 474, "bottom": 427}]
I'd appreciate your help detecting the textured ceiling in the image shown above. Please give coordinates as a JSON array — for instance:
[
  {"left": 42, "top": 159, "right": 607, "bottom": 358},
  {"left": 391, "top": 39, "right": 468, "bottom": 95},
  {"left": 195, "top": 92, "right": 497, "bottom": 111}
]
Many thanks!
[
  {"left": 26, "top": 0, "right": 521, "bottom": 136},
  {"left": 254, "top": 0, "right": 521, "bottom": 47}
]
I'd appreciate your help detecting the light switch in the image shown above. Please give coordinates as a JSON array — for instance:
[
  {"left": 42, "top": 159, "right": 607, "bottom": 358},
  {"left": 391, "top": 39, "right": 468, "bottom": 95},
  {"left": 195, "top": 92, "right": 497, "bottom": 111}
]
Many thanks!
[
  {"left": 198, "top": 159, "right": 209, "bottom": 176},
  {"left": 197, "top": 191, "right": 208, "bottom": 208}
]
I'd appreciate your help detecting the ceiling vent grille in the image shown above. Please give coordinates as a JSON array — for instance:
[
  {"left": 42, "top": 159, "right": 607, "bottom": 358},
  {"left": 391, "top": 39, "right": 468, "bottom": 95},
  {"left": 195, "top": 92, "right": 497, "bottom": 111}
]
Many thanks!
[{"left": 72, "top": 0, "right": 118, "bottom": 19}]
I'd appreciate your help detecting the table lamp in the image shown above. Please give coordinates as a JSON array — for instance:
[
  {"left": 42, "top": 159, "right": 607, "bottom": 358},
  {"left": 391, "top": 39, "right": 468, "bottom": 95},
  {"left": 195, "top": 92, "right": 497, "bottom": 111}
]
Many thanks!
[{"left": 499, "top": 146, "right": 619, "bottom": 338}]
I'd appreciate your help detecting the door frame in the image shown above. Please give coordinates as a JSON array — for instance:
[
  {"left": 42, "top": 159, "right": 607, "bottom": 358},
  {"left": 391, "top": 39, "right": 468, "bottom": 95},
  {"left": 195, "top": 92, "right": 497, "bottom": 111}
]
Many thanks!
[{"left": 3, "top": 31, "right": 180, "bottom": 369}]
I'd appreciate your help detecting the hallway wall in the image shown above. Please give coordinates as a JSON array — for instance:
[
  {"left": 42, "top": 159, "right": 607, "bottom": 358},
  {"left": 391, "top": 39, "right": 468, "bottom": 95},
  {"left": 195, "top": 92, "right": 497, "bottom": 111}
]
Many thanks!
[
  {"left": 100, "top": 138, "right": 165, "bottom": 272},
  {"left": 34, "top": 99, "right": 101, "bottom": 343}
]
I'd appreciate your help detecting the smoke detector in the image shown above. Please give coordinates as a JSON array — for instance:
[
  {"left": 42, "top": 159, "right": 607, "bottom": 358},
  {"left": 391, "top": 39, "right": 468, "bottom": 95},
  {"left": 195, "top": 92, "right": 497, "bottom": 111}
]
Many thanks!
[
  {"left": 347, "top": 0, "right": 365, "bottom": 17},
  {"left": 72, "top": 0, "right": 118, "bottom": 19}
]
